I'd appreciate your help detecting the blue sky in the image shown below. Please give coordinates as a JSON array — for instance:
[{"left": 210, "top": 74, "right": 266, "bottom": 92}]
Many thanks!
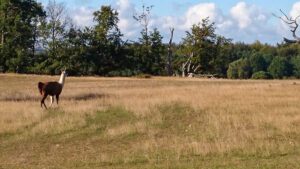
[{"left": 36, "top": 0, "right": 300, "bottom": 44}]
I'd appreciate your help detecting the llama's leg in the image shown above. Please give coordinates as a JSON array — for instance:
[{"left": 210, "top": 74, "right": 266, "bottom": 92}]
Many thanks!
[
  {"left": 56, "top": 95, "right": 60, "bottom": 105},
  {"left": 41, "top": 95, "right": 48, "bottom": 109},
  {"left": 41, "top": 96, "right": 44, "bottom": 108},
  {"left": 49, "top": 96, "right": 54, "bottom": 107}
]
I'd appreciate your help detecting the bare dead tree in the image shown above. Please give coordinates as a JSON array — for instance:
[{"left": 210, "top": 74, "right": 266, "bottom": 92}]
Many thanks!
[
  {"left": 47, "top": 0, "right": 67, "bottom": 48},
  {"left": 133, "top": 4, "right": 153, "bottom": 45},
  {"left": 273, "top": 9, "right": 300, "bottom": 43},
  {"left": 39, "top": 0, "right": 71, "bottom": 57},
  {"left": 167, "top": 28, "right": 174, "bottom": 76},
  {"left": 181, "top": 52, "right": 201, "bottom": 77}
]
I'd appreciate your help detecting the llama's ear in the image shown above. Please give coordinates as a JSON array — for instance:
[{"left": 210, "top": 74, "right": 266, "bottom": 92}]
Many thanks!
[{"left": 60, "top": 67, "right": 66, "bottom": 73}]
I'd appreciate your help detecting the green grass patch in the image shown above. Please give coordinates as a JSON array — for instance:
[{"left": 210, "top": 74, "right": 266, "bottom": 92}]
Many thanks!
[
  {"left": 43, "top": 108, "right": 66, "bottom": 119},
  {"left": 157, "top": 103, "right": 205, "bottom": 136},
  {"left": 85, "top": 106, "right": 136, "bottom": 130}
]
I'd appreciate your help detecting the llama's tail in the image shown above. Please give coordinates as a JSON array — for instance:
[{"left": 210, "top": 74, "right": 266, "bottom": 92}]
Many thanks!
[{"left": 38, "top": 82, "right": 44, "bottom": 95}]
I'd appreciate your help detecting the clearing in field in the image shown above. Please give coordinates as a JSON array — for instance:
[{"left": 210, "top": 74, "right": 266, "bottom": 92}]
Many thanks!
[{"left": 0, "top": 74, "right": 300, "bottom": 169}]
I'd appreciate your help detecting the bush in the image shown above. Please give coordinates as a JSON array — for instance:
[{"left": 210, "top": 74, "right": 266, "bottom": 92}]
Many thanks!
[
  {"left": 227, "top": 60, "right": 240, "bottom": 79},
  {"left": 107, "top": 69, "right": 138, "bottom": 77},
  {"left": 251, "top": 71, "right": 272, "bottom": 79},
  {"left": 238, "top": 58, "right": 252, "bottom": 79},
  {"left": 291, "top": 55, "right": 300, "bottom": 78},
  {"left": 249, "top": 53, "right": 267, "bottom": 72},
  {"left": 227, "top": 58, "right": 252, "bottom": 79},
  {"left": 135, "top": 73, "right": 152, "bottom": 78},
  {"left": 268, "top": 56, "right": 291, "bottom": 79}
]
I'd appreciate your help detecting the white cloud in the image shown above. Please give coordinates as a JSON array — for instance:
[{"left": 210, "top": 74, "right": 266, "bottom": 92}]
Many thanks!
[
  {"left": 290, "top": 2, "right": 300, "bottom": 19},
  {"left": 158, "top": 2, "right": 276, "bottom": 43},
  {"left": 69, "top": 0, "right": 141, "bottom": 40},
  {"left": 230, "top": 2, "right": 268, "bottom": 29},
  {"left": 155, "top": 3, "right": 229, "bottom": 42},
  {"left": 71, "top": 7, "right": 94, "bottom": 27},
  {"left": 156, "top": 2, "right": 277, "bottom": 43},
  {"left": 183, "top": 3, "right": 219, "bottom": 29},
  {"left": 66, "top": 0, "right": 286, "bottom": 44},
  {"left": 160, "top": 16, "right": 178, "bottom": 29},
  {"left": 230, "top": 2, "right": 251, "bottom": 29},
  {"left": 116, "top": 0, "right": 140, "bottom": 40},
  {"left": 220, "top": 2, "right": 282, "bottom": 43}
]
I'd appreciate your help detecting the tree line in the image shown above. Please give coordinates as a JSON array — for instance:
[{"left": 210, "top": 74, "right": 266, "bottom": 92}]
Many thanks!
[{"left": 1, "top": 0, "right": 300, "bottom": 79}]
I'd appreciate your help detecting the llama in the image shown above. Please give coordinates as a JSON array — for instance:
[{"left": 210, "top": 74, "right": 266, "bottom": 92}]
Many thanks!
[{"left": 38, "top": 70, "right": 67, "bottom": 109}]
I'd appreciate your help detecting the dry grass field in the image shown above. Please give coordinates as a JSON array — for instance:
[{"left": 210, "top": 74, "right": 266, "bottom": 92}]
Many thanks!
[{"left": 1, "top": 74, "right": 300, "bottom": 168}]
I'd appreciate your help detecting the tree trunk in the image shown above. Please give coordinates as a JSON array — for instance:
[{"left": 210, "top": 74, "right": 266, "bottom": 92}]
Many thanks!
[
  {"left": 182, "top": 53, "right": 194, "bottom": 77},
  {"left": 32, "top": 20, "right": 37, "bottom": 56},
  {"left": 1, "top": 11, "right": 7, "bottom": 45},
  {"left": 167, "top": 28, "right": 174, "bottom": 76},
  {"left": 182, "top": 63, "right": 186, "bottom": 77},
  {"left": 1, "top": 31, "right": 3, "bottom": 45}
]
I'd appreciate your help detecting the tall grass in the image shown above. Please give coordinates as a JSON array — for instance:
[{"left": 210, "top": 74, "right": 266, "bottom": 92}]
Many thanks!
[{"left": 0, "top": 74, "right": 300, "bottom": 168}]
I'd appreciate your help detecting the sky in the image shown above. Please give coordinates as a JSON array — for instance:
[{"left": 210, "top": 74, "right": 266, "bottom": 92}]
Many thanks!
[{"left": 36, "top": 0, "right": 300, "bottom": 44}]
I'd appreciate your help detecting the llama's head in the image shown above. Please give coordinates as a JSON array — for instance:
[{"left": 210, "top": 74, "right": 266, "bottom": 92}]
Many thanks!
[
  {"left": 61, "top": 70, "right": 67, "bottom": 77},
  {"left": 61, "top": 67, "right": 67, "bottom": 77}
]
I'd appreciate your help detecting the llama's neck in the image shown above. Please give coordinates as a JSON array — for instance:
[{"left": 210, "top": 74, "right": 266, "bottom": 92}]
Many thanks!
[{"left": 58, "top": 73, "right": 66, "bottom": 87}]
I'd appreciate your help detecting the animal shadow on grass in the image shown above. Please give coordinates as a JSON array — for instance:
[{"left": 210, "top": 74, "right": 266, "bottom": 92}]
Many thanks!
[
  {"left": 0, "top": 92, "right": 39, "bottom": 102},
  {"left": 0, "top": 93, "right": 109, "bottom": 102},
  {"left": 65, "top": 93, "right": 108, "bottom": 101}
]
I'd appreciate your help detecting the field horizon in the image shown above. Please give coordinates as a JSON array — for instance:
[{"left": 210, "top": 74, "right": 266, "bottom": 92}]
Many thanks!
[{"left": 1, "top": 73, "right": 300, "bottom": 168}]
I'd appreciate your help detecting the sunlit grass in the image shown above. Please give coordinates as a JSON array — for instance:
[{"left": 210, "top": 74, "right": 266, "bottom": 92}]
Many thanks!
[{"left": 0, "top": 73, "right": 300, "bottom": 168}]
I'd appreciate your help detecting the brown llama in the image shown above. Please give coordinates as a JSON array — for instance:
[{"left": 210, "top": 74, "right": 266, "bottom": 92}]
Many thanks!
[{"left": 38, "top": 70, "right": 67, "bottom": 109}]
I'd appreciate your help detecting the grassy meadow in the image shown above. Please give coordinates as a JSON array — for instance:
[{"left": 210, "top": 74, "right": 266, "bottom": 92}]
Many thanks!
[{"left": 1, "top": 74, "right": 300, "bottom": 168}]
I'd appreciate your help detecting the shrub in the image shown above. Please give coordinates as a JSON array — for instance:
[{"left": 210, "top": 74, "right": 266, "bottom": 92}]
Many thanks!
[
  {"left": 135, "top": 73, "right": 152, "bottom": 78},
  {"left": 238, "top": 58, "right": 252, "bottom": 79},
  {"left": 249, "top": 53, "right": 268, "bottom": 72},
  {"left": 268, "top": 56, "right": 291, "bottom": 79},
  {"left": 291, "top": 55, "right": 300, "bottom": 78},
  {"left": 251, "top": 71, "right": 272, "bottom": 79},
  {"left": 227, "top": 58, "right": 252, "bottom": 79},
  {"left": 107, "top": 69, "right": 138, "bottom": 77},
  {"left": 227, "top": 60, "right": 240, "bottom": 79}
]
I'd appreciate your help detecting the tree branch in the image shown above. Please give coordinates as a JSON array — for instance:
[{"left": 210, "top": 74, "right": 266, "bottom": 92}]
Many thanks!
[{"left": 273, "top": 9, "right": 300, "bottom": 43}]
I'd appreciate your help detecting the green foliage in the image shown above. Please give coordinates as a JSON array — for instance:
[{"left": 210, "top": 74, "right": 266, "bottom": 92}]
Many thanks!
[
  {"left": 227, "top": 59, "right": 240, "bottom": 79},
  {"left": 277, "top": 43, "right": 300, "bottom": 58},
  {"left": 134, "top": 9, "right": 165, "bottom": 75},
  {"left": 249, "top": 52, "right": 268, "bottom": 73},
  {"left": 158, "top": 103, "right": 194, "bottom": 135},
  {"left": 2, "top": 2, "right": 300, "bottom": 79},
  {"left": 238, "top": 58, "right": 252, "bottom": 79},
  {"left": 212, "top": 37, "right": 235, "bottom": 77},
  {"left": 251, "top": 71, "right": 272, "bottom": 79},
  {"left": 91, "top": 6, "right": 124, "bottom": 75},
  {"left": 0, "top": 0, "right": 45, "bottom": 73},
  {"left": 85, "top": 107, "right": 136, "bottom": 131},
  {"left": 107, "top": 69, "right": 137, "bottom": 77},
  {"left": 149, "top": 28, "right": 165, "bottom": 75},
  {"left": 227, "top": 58, "right": 252, "bottom": 79},
  {"left": 135, "top": 73, "right": 152, "bottom": 79},
  {"left": 179, "top": 18, "right": 218, "bottom": 75},
  {"left": 291, "top": 55, "right": 300, "bottom": 78},
  {"left": 268, "top": 56, "right": 292, "bottom": 79}
]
